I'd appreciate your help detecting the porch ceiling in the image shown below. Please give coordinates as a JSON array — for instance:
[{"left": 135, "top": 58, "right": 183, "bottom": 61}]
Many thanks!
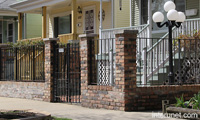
[{"left": 10, "top": 0, "right": 110, "bottom": 13}]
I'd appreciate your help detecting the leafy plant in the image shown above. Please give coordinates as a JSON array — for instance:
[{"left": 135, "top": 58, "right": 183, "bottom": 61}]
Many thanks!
[
  {"left": 175, "top": 92, "right": 200, "bottom": 110},
  {"left": 191, "top": 92, "right": 200, "bottom": 110},
  {"left": 175, "top": 94, "right": 190, "bottom": 108},
  {"left": 8, "top": 40, "right": 44, "bottom": 48},
  {"left": 177, "top": 30, "right": 200, "bottom": 58}
]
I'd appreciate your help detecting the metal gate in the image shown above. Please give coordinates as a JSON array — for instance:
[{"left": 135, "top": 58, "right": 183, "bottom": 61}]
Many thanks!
[{"left": 53, "top": 42, "right": 81, "bottom": 103}]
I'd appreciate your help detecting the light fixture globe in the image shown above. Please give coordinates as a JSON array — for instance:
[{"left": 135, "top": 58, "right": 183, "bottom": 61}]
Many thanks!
[
  {"left": 176, "top": 12, "right": 186, "bottom": 22},
  {"left": 152, "top": 12, "right": 164, "bottom": 23},
  {"left": 164, "top": 1, "right": 176, "bottom": 12},
  {"left": 167, "top": 9, "right": 178, "bottom": 21}
]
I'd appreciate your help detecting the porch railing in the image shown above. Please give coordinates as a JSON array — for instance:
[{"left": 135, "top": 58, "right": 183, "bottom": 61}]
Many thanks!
[
  {"left": 88, "top": 38, "right": 115, "bottom": 86},
  {"left": 138, "top": 38, "right": 200, "bottom": 86},
  {"left": 58, "top": 33, "right": 80, "bottom": 43},
  {"left": 143, "top": 18, "right": 200, "bottom": 85},
  {"left": 18, "top": 37, "right": 42, "bottom": 42}
]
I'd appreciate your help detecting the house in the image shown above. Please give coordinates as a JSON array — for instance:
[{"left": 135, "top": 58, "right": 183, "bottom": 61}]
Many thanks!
[
  {"left": 10, "top": 0, "right": 134, "bottom": 43},
  {"left": 0, "top": 0, "right": 43, "bottom": 43}
]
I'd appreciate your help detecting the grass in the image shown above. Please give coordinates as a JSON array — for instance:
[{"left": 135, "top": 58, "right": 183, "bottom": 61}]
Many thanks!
[{"left": 52, "top": 116, "right": 72, "bottom": 120}]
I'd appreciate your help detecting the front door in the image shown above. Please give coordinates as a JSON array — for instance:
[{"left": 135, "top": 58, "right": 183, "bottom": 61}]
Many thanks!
[
  {"left": 84, "top": 9, "right": 94, "bottom": 34},
  {"left": 7, "top": 22, "right": 14, "bottom": 43}
]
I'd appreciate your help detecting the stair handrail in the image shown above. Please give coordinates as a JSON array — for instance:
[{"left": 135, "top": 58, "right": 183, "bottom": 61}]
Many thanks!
[
  {"left": 147, "top": 18, "right": 200, "bottom": 52},
  {"left": 138, "top": 24, "right": 150, "bottom": 35},
  {"left": 102, "top": 24, "right": 148, "bottom": 32},
  {"left": 143, "top": 18, "right": 200, "bottom": 84}
]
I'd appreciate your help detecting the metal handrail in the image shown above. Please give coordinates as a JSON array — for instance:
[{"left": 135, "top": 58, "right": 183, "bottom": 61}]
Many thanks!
[
  {"left": 102, "top": 24, "right": 148, "bottom": 32},
  {"left": 138, "top": 24, "right": 150, "bottom": 35}
]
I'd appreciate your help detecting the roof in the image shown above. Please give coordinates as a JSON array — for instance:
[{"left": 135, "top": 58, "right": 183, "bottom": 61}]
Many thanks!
[
  {"left": 10, "top": 0, "right": 110, "bottom": 13},
  {"left": 0, "top": 0, "right": 17, "bottom": 11}
]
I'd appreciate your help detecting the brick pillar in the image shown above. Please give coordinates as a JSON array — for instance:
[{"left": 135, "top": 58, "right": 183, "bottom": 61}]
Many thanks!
[
  {"left": 79, "top": 33, "right": 97, "bottom": 98},
  {"left": 115, "top": 30, "right": 138, "bottom": 111},
  {"left": 43, "top": 38, "right": 58, "bottom": 102}
]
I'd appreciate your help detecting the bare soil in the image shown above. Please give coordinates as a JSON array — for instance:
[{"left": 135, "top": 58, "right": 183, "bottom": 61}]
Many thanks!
[{"left": 0, "top": 110, "right": 36, "bottom": 120}]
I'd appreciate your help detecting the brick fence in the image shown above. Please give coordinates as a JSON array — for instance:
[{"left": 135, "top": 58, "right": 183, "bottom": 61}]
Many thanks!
[
  {"left": 0, "top": 32, "right": 199, "bottom": 111},
  {"left": 0, "top": 38, "right": 58, "bottom": 102},
  {"left": 79, "top": 31, "right": 200, "bottom": 111}
]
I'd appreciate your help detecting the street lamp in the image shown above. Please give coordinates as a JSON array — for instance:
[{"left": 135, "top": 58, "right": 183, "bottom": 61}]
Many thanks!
[{"left": 152, "top": 1, "right": 186, "bottom": 85}]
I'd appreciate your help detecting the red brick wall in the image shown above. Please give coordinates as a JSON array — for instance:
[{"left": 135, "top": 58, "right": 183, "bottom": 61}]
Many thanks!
[
  {"left": 134, "top": 85, "right": 200, "bottom": 110},
  {"left": 80, "top": 32, "right": 138, "bottom": 111},
  {"left": 80, "top": 31, "right": 200, "bottom": 111}
]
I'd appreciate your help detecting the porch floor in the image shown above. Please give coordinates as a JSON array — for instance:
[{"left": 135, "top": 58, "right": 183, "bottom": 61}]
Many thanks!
[{"left": 0, "top": 97, "right": 183, "bottom": 120}]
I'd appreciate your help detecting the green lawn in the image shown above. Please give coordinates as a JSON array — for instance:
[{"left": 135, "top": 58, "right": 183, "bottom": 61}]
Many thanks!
[{"left": 52, "top": 116, "right": 72, "bottom": 120}]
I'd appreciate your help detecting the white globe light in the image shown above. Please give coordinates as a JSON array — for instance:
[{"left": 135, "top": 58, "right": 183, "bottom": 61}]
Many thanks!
[
  {"left": 176, "top": 12, "right": 186, "bottom": 22},
  {"left": 167, "top": 9, "right": 178, "bottom": 21},
  {"left": 164, "top": 1, "right": 176, "bottom": 12},
  {"left": 152, "top": 12, "right": 164, "bottom": 23}
]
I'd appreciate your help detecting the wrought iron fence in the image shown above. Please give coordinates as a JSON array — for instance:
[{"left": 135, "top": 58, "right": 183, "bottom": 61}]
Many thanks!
[
  {"left": 89, "top": 38, "right": 115, "bottom": 86},
  {"left": 53, "top": 42, "right": 81, "bottom": 103},
  {"left": 0, "top": 45, "right": 45, "bottom": 82},
  {"left": 137, "top": 38, "right": 200, "bottom": 86}
]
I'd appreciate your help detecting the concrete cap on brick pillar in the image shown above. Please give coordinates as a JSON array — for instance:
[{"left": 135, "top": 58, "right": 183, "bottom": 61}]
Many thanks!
[
  {"left": 116, "top": 30, "right": 138, "bottom": 35},
  {"left": 68, "top": 40, "right": 80, "bottom": 43},
  {"left": 43, "top": 38, "right": 59, "bottom": 42},
  {"left": 79, "top": 33, "right": 98, "bottom": 38}
]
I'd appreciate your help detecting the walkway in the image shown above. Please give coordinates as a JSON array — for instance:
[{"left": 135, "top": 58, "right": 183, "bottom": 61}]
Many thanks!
[{"left": 0, "top": 97, "right": 181, "bottom": 120}]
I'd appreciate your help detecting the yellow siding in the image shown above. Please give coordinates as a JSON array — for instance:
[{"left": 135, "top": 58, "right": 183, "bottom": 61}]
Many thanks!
[
  {"left": 26, "top": 14, "right": 42, "bottom": 39},
  {"left": 48, "top": 1, "right": 112, "bottom": 37},
  {"left": 114, "top": 0, "right": 130, "bottom": 28}
]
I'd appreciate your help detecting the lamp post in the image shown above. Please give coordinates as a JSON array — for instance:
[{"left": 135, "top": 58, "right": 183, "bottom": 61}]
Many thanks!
[{"left": 152, "top": 1, "right": 186, "bottom": 85}]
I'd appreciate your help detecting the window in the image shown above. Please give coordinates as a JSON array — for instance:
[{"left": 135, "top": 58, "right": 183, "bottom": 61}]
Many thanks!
[
  {"left": 175, "top": 0, "right": 185, "bottom": 12},
  {"left": 54, "top": 15, "right": 71, "bottom": 38},
  {"left": 7, "top": 23, "right": 13, "bottom": 43}
]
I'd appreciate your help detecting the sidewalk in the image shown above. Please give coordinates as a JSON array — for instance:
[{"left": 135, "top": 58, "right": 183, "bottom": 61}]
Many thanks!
[{"left": 0, "top": 97, "right": 180, "bottom": 120}]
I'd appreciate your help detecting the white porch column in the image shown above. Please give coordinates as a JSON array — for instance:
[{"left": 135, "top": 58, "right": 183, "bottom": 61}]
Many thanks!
[
  {"left": 99, "top": 0, "right": 103, "bottom": 39},
  {"left": 111, "top": 0, "right": 114, "bottom": 28}
]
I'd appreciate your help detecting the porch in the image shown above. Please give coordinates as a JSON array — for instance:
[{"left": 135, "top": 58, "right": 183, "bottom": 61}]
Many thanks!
[{"left": 11, "top": 0, "right": 111, "bottom": 43}]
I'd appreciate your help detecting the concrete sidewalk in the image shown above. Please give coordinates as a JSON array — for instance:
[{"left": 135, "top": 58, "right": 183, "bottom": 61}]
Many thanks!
[{"left": 0, "top": 97, "right": 181, "bottom": 120}]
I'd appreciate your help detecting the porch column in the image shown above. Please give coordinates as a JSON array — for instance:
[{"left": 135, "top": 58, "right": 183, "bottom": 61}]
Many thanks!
[
  {"left": 18, "top": 13, "right": 22, "bottom": 40},
  {"left": 42, "top": 6, "right": 47, "bottom": 38},
  {"left": 99, "top": 0, "right": 103, "bottom": 39},
  {"left": 71, "top": 0, "right": 77, "bottom": 40}
]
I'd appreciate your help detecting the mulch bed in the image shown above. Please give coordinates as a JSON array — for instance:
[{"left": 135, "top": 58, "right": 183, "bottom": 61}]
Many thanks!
[{"left": 0, "top": 110, "right": 36, "bottom": 120}]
